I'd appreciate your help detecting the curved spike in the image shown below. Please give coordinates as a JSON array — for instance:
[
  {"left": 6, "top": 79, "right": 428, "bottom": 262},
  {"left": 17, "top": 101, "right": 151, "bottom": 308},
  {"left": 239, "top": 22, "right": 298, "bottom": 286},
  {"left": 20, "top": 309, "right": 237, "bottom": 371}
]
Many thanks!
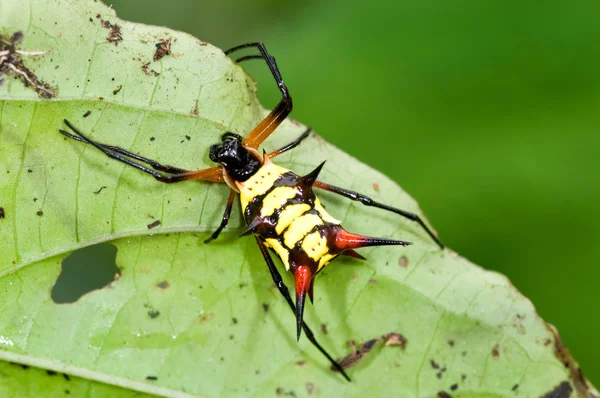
[
  {"left": 343, "top": 249, "right": 366, "bottom": 260},
  {"left": 293, "top": 265, "right": 314, "bottom": 341},
  {"left": 298, "top": 161, "right": 326, "bottom": 187},
  {"left": 334, "top": 228, "right": 412, "bottom": 251}
]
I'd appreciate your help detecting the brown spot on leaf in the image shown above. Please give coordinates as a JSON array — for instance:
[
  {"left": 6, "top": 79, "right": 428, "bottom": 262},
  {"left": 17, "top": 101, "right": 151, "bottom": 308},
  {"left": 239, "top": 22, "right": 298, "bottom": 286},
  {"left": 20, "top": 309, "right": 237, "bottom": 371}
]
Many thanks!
[
  {"left": 156, "top": 280, "right": 169, "bottom": 290},
  {"left": 153, "top": 39, "right": 172, "bottom": 61},
  {"left": 262, "top": 303, "right": 269, "bottom": 312},
  {"left": 437, "top": 392, "right": 451, "bottom": 398},
  {"left": 398, "top": 255, "right": 408, "bottom": 268},
  {"left": 372, "top": 183, "right": 380, "bottom": 192},
  {"left": 320, "top": 323, "right": 328, "bottom": 334},
  {"left": 305, "top": 383, "right": 314, "bottom": 394},
  {"left": 199, "top": 313, "right": 214, "bottom": 323},
  {"left": 100, "top": 19, "right": 122, "bottom": 45},
  {"left": 491, "top": 344, "right": 500, "bottom": 359},
  {"left": 191, "top": 100, "right": 199, "bottom": 116},
  {"left": 294, "top": 360, "right": 306, "bottom": 368}
]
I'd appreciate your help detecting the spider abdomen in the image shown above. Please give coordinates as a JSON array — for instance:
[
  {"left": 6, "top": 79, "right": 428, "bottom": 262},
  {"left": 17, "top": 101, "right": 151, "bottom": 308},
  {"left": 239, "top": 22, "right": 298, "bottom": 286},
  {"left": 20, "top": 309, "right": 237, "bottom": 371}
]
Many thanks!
[{"left": 237, "top": 158, "right": 341, "bottom": 273}]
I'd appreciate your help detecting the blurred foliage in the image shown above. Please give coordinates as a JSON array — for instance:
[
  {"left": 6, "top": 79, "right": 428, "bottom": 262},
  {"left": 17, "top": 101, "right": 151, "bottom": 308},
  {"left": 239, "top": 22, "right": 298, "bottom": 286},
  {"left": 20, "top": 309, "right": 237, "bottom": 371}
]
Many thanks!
[{"left": 110, "top": 0, "right": 600, "bottom": 384}]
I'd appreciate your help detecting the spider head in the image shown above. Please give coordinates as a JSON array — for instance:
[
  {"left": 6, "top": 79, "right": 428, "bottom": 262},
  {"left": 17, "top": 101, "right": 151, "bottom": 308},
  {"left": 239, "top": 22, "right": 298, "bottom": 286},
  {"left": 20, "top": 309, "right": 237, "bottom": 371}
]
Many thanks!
[{"left": 210, "top": 132, "right": 261, "bottom": 181}]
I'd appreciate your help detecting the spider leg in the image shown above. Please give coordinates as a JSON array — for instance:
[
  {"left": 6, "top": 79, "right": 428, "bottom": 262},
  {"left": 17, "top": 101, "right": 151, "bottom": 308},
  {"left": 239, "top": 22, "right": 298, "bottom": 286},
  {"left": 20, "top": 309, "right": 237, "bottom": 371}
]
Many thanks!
[
  {"left": 313, "top": 180, "right": 444, "bottom": 249},
  {"left": 254, "top": 236, "right": 351, "bottom": 381},
  {"left": 60, "top": 120, "right": 223, "bottom": 183},
  {"left": 204, "top": 189, "right": 236, "bottom": 243},
  {"left": 267, "top": 127, "right": 312, "bottom": 159},
  {"left": 224, "top": 42, "right": 292, "bottom": 149}
]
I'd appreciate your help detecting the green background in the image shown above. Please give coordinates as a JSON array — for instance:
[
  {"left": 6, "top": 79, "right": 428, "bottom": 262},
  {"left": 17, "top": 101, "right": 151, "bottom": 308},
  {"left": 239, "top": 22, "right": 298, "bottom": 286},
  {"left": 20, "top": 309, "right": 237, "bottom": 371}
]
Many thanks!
[{"left": 107, "top": 0, "right": 600, "bottom": 385}]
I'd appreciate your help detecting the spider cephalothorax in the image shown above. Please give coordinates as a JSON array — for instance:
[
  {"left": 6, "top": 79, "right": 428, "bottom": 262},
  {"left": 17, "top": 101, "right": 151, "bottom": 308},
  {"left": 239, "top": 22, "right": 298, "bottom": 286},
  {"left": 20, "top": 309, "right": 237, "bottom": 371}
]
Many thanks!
[{"left": 209, "top": 132, "right": 262, "bottom": 182}]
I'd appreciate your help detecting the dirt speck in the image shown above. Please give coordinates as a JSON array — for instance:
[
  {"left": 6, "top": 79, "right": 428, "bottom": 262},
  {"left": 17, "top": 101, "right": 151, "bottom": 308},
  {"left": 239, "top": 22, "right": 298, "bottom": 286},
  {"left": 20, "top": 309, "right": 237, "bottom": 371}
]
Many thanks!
[
  {"left": 199, "top": 312, "right": 214, "bottom": 323},
  {"left": 112, "top": 84, "right": 122, "bottom": 95},
  {"left": 100, "top": 19, "right": 122, "bottom": 45},
  {"left": 320, "top": 323, "right": 328, "bottom": 334},
  {"left": 147, "top": 220, "right": 161, "bottom": 229},
  {"left": 262, "top": 303, "right": 269, "bottom": 312},
  {"left": 36, "top": 210, "right": 43, "bottom": 216},
  {"left": 141, "top": 62, "right": 159, "bottom": 77},
  {"left": 147, "top": 309, "right": 160, "bottom": 319},
  {"left": 491, "top": 344, "right": 500, "bottom": 359},
  {"left": 372, "top": 183, "right": 380, "bottom": 192},
  {"left": 0, "top": 207, "right": 4, "bottom": 219},
  {"left": 93, "top": 186, "right": 107, "bottom": 195},
  {"left": 294, "top": 360, "right": 306, "bottom": 368},
  {"left": 190, "top": 100, "right": 199, "bottom": 116},
  {"left": 156, "top": 280, "right": 169, "bottom": 290},
  {"left": 146, "top": 375, "right": 157, "bottom": 381},
  {"left": 437, "top": 392, "right": 451, "bottom": 398},
  {"left": 83, "top": 110, "right": 91, "bottom": 118}
]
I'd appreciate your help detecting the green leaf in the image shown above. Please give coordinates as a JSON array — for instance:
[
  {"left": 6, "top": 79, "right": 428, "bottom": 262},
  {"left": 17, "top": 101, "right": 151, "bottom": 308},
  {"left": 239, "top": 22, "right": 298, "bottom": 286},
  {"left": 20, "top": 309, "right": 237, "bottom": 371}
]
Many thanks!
[{"left": 0, "top": 0, "right": 598, "bottom": 397}]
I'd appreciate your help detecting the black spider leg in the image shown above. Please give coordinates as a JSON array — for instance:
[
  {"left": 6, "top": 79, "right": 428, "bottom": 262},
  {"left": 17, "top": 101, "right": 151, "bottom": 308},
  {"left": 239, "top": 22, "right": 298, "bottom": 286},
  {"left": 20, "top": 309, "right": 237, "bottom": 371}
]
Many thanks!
[
  {"left": 60, "top": 120, "right": 187, "bottom": 174},
  {"left": 59, "top": 120, "right": 222, "bottom": 183},
  {"left": 204, "top": 189, "right": 236, "bottom": 243},
  {"left": 267, "top": 127, "right": 312, "bottom": 158},
  {"left": 314, "top": 181, "right": 445, "bottom": 249},
  {"left": 254, "top": 236, "right": 351, "bottom": 382},
  {"left": 224, "top": 42, "right": 291, "bottom": 149}
]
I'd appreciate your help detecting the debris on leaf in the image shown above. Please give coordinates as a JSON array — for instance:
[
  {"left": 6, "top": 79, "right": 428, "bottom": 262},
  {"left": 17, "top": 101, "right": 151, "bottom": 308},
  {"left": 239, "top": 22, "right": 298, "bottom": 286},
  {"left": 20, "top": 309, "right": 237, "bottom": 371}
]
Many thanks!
[
  {"left": 0, "top": 32, "right": 56, "bottom": 98},
  {"left": 100, "top": 19, "right": 122, "bottom": 45},
  {"left": 331, "top": 332, "right": 406, "bottom": 371},
  {"left": 154, "top": 38, "right": 172, "bottom": 61}
]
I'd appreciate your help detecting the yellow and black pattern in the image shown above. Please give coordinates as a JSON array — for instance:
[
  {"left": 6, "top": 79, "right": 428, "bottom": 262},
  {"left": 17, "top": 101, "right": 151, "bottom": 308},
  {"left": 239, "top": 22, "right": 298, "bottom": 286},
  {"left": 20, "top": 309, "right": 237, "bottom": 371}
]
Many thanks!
[{"left": 236, "top": 157, "right": 341, "bottom": 272}]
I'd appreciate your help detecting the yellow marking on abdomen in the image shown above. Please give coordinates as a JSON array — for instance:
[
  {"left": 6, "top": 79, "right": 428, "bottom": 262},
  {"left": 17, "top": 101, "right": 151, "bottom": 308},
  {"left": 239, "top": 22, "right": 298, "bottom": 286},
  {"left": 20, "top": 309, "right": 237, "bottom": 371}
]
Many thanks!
[
  {"left": 318, "top": 253, "right": 336, "bottom": 270},
  {"left": 261, "top": 186, "right": 297, "bottom": 217},
  {"left": 314, "top": 198, "right": 341, "bottom": 225},
  {"left": 265, "top": 238, "right": 290, "bottom": 270},
  {"left": 301, "top": 231, "right": 329, "bottom": 261},
  {"left": 283, "top": 213, "right": 323, "bottom": 248},
  {"left": 237, "top": 162, "right": 291, "bottom": 213},
  {"left": 276, "top": 203, "right": 311, "bottom": 235}
]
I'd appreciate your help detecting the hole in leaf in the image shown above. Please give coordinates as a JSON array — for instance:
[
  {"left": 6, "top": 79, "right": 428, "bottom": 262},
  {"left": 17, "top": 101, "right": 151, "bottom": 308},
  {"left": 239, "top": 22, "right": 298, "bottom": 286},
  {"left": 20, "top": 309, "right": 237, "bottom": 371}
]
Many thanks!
[{"left": 51, "top": 243, "right": 120, "bottom": 304}]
